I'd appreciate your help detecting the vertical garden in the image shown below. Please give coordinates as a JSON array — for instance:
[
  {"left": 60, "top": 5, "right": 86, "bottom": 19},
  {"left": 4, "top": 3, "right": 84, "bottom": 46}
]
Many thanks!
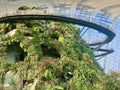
[{"left": 0, "top": 19, "right": 120, "bottom": 90}]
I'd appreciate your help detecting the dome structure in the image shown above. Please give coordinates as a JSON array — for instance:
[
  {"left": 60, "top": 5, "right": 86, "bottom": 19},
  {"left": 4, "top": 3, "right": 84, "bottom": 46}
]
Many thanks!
[
  {"left": 0, "top": 0, "right": 120, "bottom": 73},
  {"left": 0, "top": 0, "right": 120, "bottom": 72},
  {"left": 0, "top": 0, "right": 120, "bottom": 89}
]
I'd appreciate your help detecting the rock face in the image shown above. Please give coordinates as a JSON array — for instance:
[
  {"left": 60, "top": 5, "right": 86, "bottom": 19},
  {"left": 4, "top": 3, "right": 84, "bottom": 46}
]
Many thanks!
[
  {"left": 0, "top": 20, "right": 119, "bottom": 90},
  {"left": 7, "top": 29, "right": 17, "bottom": 36}
]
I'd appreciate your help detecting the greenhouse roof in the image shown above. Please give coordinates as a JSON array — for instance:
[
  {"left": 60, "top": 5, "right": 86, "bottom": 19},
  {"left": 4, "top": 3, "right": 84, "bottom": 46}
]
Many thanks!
[{"left": 0, "top": 0, "right": 120, "bottom": 16}]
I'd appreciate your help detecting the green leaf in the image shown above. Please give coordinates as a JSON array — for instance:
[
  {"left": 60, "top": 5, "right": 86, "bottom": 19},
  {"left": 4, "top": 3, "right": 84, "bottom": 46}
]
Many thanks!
[{"left": 44, "top": 69, "right": 49, "bottom": 78}]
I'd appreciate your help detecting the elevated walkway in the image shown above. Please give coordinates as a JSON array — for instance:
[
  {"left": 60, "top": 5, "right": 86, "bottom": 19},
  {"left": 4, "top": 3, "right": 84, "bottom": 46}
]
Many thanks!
[{"left": 0, "top": 8, "right": 116, "bottom": 59}]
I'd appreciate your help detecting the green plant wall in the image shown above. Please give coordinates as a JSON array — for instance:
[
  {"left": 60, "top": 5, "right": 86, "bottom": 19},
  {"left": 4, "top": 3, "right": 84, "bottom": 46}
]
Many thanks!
[{"left": 0, "top": 20, "right": 119, "bottom": 90}]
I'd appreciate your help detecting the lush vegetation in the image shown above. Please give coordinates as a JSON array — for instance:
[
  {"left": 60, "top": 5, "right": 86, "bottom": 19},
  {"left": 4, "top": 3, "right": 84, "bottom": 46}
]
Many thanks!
[{"left": 0, "top": 20, "right": 120, "bottom": 90}]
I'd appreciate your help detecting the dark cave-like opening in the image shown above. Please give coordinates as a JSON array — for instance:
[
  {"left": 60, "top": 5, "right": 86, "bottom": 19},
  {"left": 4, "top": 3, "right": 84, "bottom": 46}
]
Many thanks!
[
  {"left": 6, "top": 42, "right": 27, "bottom": 63},
  {"left": 41, "top": 44, "right": 60, "bottom": 58}
]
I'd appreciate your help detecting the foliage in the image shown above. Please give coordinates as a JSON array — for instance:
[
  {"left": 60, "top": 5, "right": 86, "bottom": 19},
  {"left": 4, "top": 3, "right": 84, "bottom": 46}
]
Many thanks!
[{"left": 0, "top": 20, "right": 119, "bottom": 90}]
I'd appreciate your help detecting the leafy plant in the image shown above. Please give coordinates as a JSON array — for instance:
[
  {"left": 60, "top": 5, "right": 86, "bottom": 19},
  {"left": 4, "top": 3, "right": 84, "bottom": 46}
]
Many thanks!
[{"left": 0, "top": 20, "right": 119, "bottom": 90}]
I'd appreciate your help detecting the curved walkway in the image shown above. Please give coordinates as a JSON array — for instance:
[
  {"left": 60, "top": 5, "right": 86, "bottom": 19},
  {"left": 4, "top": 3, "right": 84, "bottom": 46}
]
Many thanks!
[
  {"left": 0, "top": 14, "right": 115, "bottom": 45},
  {"left": 0, "top": 14, "right": 116, "bottom": 58}
]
